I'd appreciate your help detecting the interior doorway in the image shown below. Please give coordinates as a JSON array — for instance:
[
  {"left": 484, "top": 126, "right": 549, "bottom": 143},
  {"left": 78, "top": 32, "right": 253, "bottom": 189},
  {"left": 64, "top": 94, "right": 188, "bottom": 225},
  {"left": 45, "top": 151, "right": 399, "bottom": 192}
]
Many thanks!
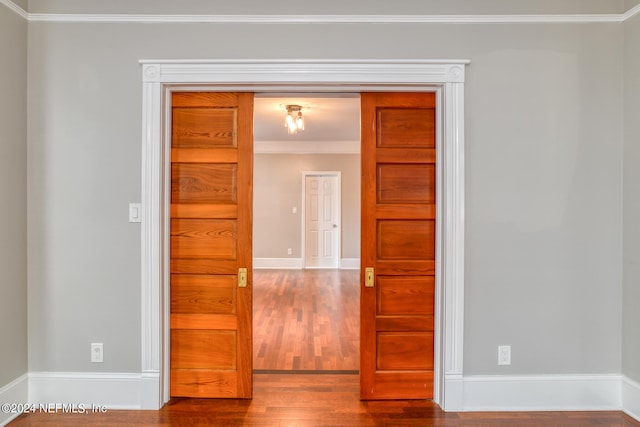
[
  {"left": 303, "top": 172, "right": 341, "bottom": 269},
  {"left": 252, "top": 94, "right": 361, "bottom": 372},
  {"left": 141, "top": 59, "right": 468, "bottom": 409}
]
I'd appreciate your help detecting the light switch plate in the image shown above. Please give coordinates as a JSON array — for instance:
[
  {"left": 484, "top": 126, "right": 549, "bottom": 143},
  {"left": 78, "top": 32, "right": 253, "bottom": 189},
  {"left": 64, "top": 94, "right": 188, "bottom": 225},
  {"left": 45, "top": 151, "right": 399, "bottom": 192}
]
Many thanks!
[
  {"left": 498, "top": 345, "right": 511, "bottom": 365},
  {"left": 91, "top": 343, "right": 104, "bottom": 363},
  {"left": 129, "top": 203, "right": 141, "bottom": 223}
]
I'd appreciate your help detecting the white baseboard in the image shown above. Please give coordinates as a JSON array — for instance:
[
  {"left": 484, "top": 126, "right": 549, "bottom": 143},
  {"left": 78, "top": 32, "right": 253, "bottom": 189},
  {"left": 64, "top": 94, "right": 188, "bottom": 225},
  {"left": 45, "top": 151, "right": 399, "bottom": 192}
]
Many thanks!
[
  {"left": 141, "top": 371, "right": 163, "bottom": 410},
  {"left": 462, "top": 374, "right": 622, "bottom": 412},
  {"left": 623, "top": 376, "right": 640, "bottom": 422},
  {"left": 253, "top": 258, "right": 361, "bottom": 270},
  {"left": 0, "top": 374, "right": 28, "bottom": 427},
  {"left": 28, "top": 372, "right": 146, "bottom": 410},
  {"left": 441, "top": 373, "right": 464, "bottom": 411},
  {"left": 340, "top": 258, "right": 360, "bottom": 269},
  {"left": 13, "top": 371, "right": 637, "bottom": 416},
  {"left": 253, "top": 258, "right": 304, "bottom": 269}
]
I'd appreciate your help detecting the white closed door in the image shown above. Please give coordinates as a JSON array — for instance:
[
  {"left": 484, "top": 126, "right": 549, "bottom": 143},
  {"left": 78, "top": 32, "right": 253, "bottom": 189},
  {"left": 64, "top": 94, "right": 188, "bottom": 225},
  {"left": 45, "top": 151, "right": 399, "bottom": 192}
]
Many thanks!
[{"left": 304, "top": 174, "right": 340, "bottom": 268}]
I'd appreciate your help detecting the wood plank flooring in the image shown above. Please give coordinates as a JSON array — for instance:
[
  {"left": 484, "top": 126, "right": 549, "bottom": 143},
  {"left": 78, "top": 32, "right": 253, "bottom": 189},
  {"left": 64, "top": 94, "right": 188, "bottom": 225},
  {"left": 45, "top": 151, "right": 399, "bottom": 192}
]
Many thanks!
[
  {"left": 9, "top": 374, "right": 640, "bottom": 426},
  {"left": 253, "top": 269, "right": 359, "bottom": 371}
]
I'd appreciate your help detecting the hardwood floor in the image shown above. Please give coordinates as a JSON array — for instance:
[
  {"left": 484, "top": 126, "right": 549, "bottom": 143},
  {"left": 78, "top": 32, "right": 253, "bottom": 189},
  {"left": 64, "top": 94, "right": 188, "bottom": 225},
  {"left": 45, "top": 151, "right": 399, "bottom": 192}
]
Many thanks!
[
  {"left": 9, "top": 374, "right": 640, "bottom": 426},
  {"left": 253, "top": 269, "right": 359, "bottom": 371}
]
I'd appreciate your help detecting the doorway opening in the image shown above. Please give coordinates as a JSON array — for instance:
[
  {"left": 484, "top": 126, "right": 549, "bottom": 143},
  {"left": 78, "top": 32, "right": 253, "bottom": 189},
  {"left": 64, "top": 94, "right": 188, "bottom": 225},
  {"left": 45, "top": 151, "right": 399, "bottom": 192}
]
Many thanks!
[
  {"left": 140, "top": 58, "right": 467, "bottom": 410},
  {"left": 252, "top": 93, "right": 361, "bottom": 373}
]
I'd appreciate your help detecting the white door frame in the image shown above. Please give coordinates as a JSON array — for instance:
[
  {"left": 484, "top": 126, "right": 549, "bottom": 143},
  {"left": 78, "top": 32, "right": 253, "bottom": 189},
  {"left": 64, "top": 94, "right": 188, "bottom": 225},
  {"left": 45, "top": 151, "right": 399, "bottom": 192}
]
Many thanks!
[
  {"left": 302, "top": 171, "right": 341, "bottom": 269},
  {"left": 140, "top": 59, "right": 468, "bottom": 411}
]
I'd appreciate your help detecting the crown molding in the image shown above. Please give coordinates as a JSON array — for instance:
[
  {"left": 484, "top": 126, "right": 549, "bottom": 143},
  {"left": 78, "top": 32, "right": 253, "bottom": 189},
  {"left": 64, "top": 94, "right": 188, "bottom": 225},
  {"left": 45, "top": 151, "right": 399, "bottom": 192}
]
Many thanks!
[
  {"left": 22, "top": 12, "right": 629, "bottom": 24},
  {"left": 1, "top": 0, "right": 639, "bottom": 25},
  {"left": 0, "top": 0, "right": 28, "bottom": 19},
  {"left": 2, "top": 0, "right": 639, "bottom": 24},
  {"left": 624, "top": 3, "right": 640, "bottom": 21}
]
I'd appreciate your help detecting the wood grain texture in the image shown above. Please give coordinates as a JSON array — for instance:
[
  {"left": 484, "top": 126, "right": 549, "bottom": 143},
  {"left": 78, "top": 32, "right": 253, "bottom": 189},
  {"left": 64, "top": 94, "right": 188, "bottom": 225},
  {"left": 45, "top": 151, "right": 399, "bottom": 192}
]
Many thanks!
[
  {"left": 377, "top": 108, "right": 436, "bottom": 148},
  {"left": 170, "top": 219, "right": 237, "bottom": 259},
  {"left": 171, "top": 163, "right": 238, "bottom": 204},
  {"left": 171, "top": 274, "right": 236, "bottom": 315},
  {"left": 377, "top": 332, "right": 434, "bottom": 370},
  {"left": 253, "top": 269, "right": 359, "bottom": 371},
  {"left": 171, "top": 330, "right": 236, "bottom": 369},
  {"left": 10, "top": 374, "right": 640, "bottom": 427},
  {"left": 172, "top": 108, "right": 237, "bottom": 148},
  {"left": 377, "top": 220, "right": 435, "bottom": 260},
  {"left": 377, "top": 164, "right": 435, "bottom": 203},
  {"left": 361, "top": 92, "right": 437, "bottom": 400},
  {"left": 170, "top": 91, "right": 253, "bottom": 399},
  {"left": 377, "top": 276, "right": 434, "bottom": 315}
]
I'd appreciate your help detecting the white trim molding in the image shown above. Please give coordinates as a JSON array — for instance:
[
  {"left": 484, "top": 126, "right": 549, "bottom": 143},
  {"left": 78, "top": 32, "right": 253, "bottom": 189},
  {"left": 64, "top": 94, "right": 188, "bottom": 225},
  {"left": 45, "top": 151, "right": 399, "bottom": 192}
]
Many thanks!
[
  {"left": 3, "top": 0, "right": 639, "bottom": 23},
  {"left": 461, "top": 374, "right": 622, "bottom": 412},
  {"left": 23, "top": 13, "right": 629, "bottom": 24},
  {"left": 0, "top": 374, "right": 28, "bottom": 426},
  {"left": 253, "top": 258, "right": 304, "bottom": 269},
  {"left": 624, "top": 4, "right": 640, "bottom": 22},
  {"left": 0, "top": 0, "right": 28, "bottom": 19},
  {"left": 140, "top": 59, "right": 468, "bottom": 410},
  {"left": 28, "top": 372, "right": 144, "bottom": 410},
  {"left": 623, "top": 376, "right": 640, "bottom": 422},
  {"left": 340, "top": 258, "right": 360, "bottom": 270},
  {"left": 19, "top": 372, "right": 640, "bottom": 417}
]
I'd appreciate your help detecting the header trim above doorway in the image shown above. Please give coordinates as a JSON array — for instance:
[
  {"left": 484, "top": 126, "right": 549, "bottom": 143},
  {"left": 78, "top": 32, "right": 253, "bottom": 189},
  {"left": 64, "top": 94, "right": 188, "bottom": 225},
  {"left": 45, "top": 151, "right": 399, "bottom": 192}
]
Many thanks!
[
  {"left": 139, "top": 59, "right": 468, "bottom": 411},
  {"left": 140, "top": 59, "right": 468, "bottom": 85}
]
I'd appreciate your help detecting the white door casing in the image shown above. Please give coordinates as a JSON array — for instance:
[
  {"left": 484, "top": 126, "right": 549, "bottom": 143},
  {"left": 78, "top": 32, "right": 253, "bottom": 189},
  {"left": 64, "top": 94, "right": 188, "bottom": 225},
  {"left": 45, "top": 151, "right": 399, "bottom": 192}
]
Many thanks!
[
  {"left": 303, "top": 172, "right": 341, "bottom": 269},
  {"left": 140, "top": 59, "right": 468, "bottom": 411}
]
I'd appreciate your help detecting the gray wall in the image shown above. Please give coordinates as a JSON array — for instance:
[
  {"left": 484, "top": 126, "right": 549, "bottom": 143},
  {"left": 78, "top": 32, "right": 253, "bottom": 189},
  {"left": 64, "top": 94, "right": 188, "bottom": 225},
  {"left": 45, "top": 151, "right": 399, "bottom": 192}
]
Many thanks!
[
  {"left": 623, "top": 13, "right": 640, "bottom": 384},
  {"left": 25, "top": 8, "right": 625, "bottom": 376},
  {"left": 254, "top": 154, "right": 360, "bottom": 260},
  {"left": 0, "top": 5, "right": 28, "bottom": 386}
]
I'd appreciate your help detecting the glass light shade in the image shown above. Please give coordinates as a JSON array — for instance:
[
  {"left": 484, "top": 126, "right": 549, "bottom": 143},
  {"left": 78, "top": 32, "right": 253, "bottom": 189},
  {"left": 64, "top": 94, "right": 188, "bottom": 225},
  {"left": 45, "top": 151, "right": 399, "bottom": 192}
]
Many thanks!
[{"left": 295, "top": 113, "right": 304, "bottom": 131}]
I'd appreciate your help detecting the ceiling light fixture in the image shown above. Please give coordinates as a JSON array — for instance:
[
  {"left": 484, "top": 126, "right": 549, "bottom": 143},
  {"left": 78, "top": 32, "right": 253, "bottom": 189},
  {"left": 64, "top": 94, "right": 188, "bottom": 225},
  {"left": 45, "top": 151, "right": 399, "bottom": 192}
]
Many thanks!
[{"left": 284, "top": 104, "right": 305, "bottom": 134}]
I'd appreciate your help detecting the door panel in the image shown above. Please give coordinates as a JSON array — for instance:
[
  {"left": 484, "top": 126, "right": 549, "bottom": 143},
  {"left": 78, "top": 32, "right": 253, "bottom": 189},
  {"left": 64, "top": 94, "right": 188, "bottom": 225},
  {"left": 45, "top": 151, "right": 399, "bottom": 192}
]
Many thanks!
[
  {"left": 361, "top": 92, "right": 436, "bottom": 400},
  {"left": 170, "top": 92, "right": 253, "bottom": 398}
]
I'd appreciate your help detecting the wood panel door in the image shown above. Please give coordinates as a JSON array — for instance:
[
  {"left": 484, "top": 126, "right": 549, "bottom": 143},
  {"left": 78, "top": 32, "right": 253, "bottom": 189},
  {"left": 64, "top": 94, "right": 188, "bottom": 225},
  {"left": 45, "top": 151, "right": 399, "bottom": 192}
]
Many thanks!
[
  {"left": 170, "top": 92, "right": 253, "bottom": 398},
  {"left": 360, "top": 92, "right": 436, "bottom": 399}
]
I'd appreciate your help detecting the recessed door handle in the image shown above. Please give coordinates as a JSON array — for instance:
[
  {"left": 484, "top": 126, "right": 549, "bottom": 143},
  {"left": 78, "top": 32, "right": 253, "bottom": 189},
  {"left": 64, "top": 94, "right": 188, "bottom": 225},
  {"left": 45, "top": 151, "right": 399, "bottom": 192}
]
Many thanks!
[
  {"left": 238, "top": 268, "right": 247, "bottom": 288},
  {"left": 365, "top": 267, "right": 374, "bottom": 287}
]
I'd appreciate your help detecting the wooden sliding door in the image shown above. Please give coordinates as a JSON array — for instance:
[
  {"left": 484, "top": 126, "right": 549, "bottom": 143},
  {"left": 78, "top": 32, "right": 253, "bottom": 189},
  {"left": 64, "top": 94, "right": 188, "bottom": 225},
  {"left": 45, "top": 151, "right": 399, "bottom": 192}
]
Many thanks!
[
  {"left": 168, "top": 90, "right": 436, "bottom": 400},
  {"left": 360, "top": 92, "right": 436, "bottom": 399},
  {"left": 170, "top": 92, "right": 253, "bottom": 398}
]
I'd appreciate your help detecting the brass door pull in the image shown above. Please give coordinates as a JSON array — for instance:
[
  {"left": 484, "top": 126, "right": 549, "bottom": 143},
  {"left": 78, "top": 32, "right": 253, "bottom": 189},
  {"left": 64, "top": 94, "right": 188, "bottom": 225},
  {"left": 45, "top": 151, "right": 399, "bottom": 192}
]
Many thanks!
[
  {"left": 365, "top": 267, "right": 374, "bottom": 287},
  {"left": 238, "top": 268, "right": 247, "bottom": 288}
]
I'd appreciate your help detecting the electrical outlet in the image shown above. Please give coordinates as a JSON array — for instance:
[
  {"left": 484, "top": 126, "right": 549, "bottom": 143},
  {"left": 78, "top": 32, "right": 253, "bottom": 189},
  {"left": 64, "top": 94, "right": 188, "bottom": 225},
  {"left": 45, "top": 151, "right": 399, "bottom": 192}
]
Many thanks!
[
  {"left": 498, "top": 345, "right": 511, "bottom": 365},
  {"left": 91, "top": 343, "right": 104, "bottom": 363},
  {"left": 287, "top": 248, "right": 293, "bottom": 255}
]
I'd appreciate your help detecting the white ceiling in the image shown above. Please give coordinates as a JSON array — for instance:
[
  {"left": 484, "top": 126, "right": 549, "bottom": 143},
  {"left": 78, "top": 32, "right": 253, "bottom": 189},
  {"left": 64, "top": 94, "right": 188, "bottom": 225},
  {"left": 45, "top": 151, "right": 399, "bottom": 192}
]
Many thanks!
[{"left": 253, "top": 94, "right": 361, "bottom": 143}]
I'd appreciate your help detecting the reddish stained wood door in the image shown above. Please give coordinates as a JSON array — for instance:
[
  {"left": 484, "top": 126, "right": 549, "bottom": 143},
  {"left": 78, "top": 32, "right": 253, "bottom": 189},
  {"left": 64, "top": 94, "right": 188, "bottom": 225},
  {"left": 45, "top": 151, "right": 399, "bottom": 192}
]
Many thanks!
[
  {"left": 360, "top": 92, "right": 436, "bottom": 399},
  {"left": 170, "top": 92, "right": 253, "bottom": 398}
]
